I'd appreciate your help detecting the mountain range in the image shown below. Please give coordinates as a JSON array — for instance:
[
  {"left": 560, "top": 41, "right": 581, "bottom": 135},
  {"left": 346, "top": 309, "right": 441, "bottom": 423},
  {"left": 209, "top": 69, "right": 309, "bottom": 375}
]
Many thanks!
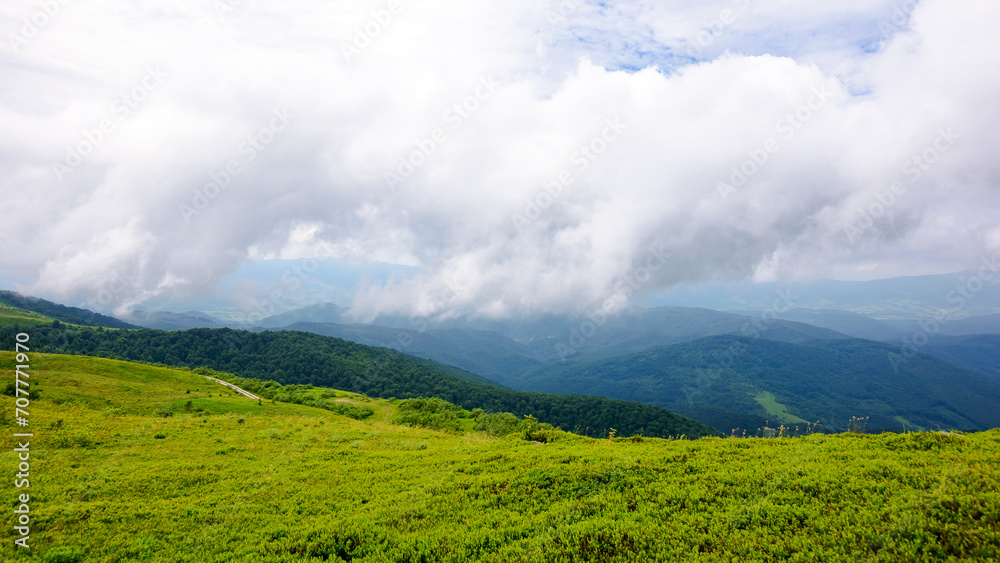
[
  {"left": 4, "top": 276, "right": 1000, "bottom": 434},
  {"left": 641, "top": 270, "right": 1000, "bottom": 319},
  {"left": 0, "top": 303, "right": 719, "bottom": 439}
]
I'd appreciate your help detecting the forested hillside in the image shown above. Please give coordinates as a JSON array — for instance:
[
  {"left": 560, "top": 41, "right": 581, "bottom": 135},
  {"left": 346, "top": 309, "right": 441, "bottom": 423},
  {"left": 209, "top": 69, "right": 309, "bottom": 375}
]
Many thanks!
[
  {"left": 512, "top": 335, "right": 1000, "bottom": 433},
  {"left": 283, "top": 321, "right": 543, "bottom": 384},
  {"left": 924, "top": 334, "right": 1000, "bottom": 377},
  {"left": 0, "top": 322, "right": 719, "bottom": 438}
]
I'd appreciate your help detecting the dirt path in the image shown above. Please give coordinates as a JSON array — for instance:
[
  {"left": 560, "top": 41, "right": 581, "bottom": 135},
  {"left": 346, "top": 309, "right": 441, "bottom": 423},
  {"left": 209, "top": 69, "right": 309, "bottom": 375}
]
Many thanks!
[{"left": 203, "top": 376, "right": 262, "bottom": 401}]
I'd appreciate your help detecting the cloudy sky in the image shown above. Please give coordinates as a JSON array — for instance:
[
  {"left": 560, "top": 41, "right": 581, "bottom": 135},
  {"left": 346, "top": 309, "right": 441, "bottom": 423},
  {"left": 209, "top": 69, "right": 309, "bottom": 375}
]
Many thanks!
[{"left": 1, "top": 0, "right": 998, "bottom": 320}]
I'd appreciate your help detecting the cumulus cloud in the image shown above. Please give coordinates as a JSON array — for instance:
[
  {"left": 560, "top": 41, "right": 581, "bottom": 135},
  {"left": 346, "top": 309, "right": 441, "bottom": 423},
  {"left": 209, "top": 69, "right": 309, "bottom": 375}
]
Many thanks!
[{"left": 0, "top": 0, "right": 998, "bottom": 319}]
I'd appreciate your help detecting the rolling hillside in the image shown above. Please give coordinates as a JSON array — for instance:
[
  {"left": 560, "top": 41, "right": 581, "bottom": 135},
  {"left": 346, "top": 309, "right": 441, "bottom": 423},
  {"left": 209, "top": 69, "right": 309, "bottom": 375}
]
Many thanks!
[
  {"left": 939, "top": 313, "right": 1000, "bottom": 336},
  {"left": 511, "top": 335, "right": 1000, "bottom": 433},
  {"left": 730, "top": 308, "right": 905, "bottom": 341},
  {"left": 0, "top": 290, "right": 138, "bottom": 329},
  {"left": 0, "top": 302, "right": 56, "bottom": 329},
  {"left": 2, "top": 352, "right": 998, "bottom": 561},
  {"left": 924, "top": 334, "right": 1000, "bottom": 377},
  {"left": 121, "top": 310, "right": 226, "bottom": 331},
  {"left": 282, "top": 322, "right": 544, "bottom": 384},
  {"left": 266, "top": 306, "right": 849, "bottom": 382},
  {"left": 255, "top": 302, "right": 348, "bottom": 328},
  {"left": 0, "top": 319, "right": 718, "bottom": 439}
]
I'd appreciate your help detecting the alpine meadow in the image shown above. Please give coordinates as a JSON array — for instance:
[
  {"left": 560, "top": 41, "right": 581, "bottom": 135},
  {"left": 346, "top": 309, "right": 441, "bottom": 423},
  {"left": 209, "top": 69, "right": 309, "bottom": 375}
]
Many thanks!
[{"left": 4, "top": 0, "right": 1000, "bottom": 561}]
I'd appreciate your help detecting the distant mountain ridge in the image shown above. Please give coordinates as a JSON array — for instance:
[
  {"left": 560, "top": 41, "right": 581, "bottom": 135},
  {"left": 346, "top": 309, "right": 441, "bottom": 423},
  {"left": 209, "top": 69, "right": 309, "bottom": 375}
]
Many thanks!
[
  {"left": 263, "top": 305, "right": 850, "bottom": 379},
  {"left": 643, "top": 270, "right": 1000, "bottom": 319},
  {"left": 729, "top": 308, "right": 906, "bottom": 341},
  {"left": 7, "top": 290, "right": 999, "bottom": 437},
  {"left": 256, "top": 303, "right": 348, "bottom": 328},
  {"left": 260, "top": 302, "right": 1000, "bottom": 390},
  {"left": 0, "top": 320, "right": 720, "bottom": 438},
  {"left": 284, "top": 321, "right": 544, "bottom": 384},
  {"left": 122, "top": 310, "right": 225, "bottom": 331},
  {"left": 123, "top": 267, "right": 1000, "bottom": 324}
]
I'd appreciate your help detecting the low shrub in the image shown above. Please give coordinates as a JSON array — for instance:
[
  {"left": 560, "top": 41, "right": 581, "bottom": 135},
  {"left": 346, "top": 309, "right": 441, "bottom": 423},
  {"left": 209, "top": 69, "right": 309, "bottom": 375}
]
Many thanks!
[{"left": 392, "top": 397, "right": 466, "bottom": 431}]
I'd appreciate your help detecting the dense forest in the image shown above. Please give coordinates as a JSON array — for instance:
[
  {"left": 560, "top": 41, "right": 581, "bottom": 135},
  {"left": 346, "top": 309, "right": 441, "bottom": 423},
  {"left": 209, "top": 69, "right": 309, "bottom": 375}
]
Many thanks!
[
  {"left": 0, "top": 323, "right": 720, "bottom": 438},
  {"left": 513, "top": 334, "right": 1000, "bottom": 433}
]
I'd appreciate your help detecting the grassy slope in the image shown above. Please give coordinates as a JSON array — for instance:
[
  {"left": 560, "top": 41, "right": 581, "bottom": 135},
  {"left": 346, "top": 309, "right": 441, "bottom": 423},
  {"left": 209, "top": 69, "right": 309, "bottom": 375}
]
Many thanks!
[
  {"left": 754, "top": 391, "right": 809, "bottom": 425},
  {"left": 0, "top": 303, "right": 57, "bottom": 329},
  {"left": 2, "top": 352, "right": 999, "bottom": 562},
  {"left": 6, "top": 321, "right": 720, "bottom": 438},
  {"left": 0, "top": 291, "right": 139, "bottom": 329}
]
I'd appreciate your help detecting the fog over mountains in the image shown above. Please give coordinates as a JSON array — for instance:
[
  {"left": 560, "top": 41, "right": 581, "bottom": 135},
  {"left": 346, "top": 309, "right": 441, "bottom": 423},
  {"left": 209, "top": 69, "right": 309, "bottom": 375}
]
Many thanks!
[
  {"left": 11, "top": 264, "right": 997, "bottom": 434},
  {"left": 3, "top": 0, "right": 1000, "bottom": 438},
  {"left": 3, "top": 0, "right": 1000, "bottom": 322},
  {"left": 6, "top": 280, "right": 1000, "bottom": 434}
]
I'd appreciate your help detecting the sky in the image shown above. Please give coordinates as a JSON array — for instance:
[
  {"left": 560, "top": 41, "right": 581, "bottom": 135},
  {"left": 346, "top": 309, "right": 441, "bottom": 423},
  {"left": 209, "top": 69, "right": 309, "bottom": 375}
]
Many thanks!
[{"left": 1, "top": 0, "right": 999, "bottom": 320}]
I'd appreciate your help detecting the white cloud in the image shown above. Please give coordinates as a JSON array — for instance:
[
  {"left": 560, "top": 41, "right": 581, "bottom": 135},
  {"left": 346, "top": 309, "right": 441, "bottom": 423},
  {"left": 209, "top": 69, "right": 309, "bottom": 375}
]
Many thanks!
[{"left": 0, "top": 0, "right": 998, "bottom": 319}]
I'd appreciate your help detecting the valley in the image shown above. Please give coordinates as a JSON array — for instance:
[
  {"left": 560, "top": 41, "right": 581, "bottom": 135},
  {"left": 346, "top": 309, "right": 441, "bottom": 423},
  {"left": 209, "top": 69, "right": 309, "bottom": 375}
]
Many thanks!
[{"left": 5, "top": 288, "right": 1000, "bottom": 437}]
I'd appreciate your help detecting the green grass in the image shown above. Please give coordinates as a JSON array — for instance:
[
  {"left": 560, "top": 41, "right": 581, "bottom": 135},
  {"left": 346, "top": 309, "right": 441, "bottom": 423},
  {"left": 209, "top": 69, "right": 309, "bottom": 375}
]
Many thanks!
[
  {"left": 2, "top": 352, "right": 999, "bottom": 562},
  {"left": 22, "top": 354, "right": 384, "bottom": 421},
  {"left": 754, "top": 390, "right": 809, "bottom": 425},
  {"left": 0, "top": 303, "right": 56, "bottom": 329},
  {"left": 894, "top": 415, "right": 926, "bottom": 432},
  {"left": 0, "top": 291, "right": 138, "bottom": 328}
]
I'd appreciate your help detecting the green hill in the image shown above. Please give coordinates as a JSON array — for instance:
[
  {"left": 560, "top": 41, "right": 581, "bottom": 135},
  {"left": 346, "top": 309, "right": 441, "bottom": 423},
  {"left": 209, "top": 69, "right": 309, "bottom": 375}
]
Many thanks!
[
  {"left": 511, "top": 335, "right": 1000, "bottom": 433},
  {"left": 925, "top": 334, "right": 1000, "bottom": 377},
  {"left": 2, "top": 352, "right": 998, "bottom": 561},
  {"left": 0, "top": 303, "right": 56, "bottom": 329},
  {"left": 0, "top": 290, "right": 138, "bottom": 329},
  {"left": 272, "top": 306, "right": 848, "bottom": 375},
  {"left": 0, "top": 319, "right": 718, "bottom": 439},
  {"left": 282, "top": 321, "right": 544, "bottom": 384}
]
